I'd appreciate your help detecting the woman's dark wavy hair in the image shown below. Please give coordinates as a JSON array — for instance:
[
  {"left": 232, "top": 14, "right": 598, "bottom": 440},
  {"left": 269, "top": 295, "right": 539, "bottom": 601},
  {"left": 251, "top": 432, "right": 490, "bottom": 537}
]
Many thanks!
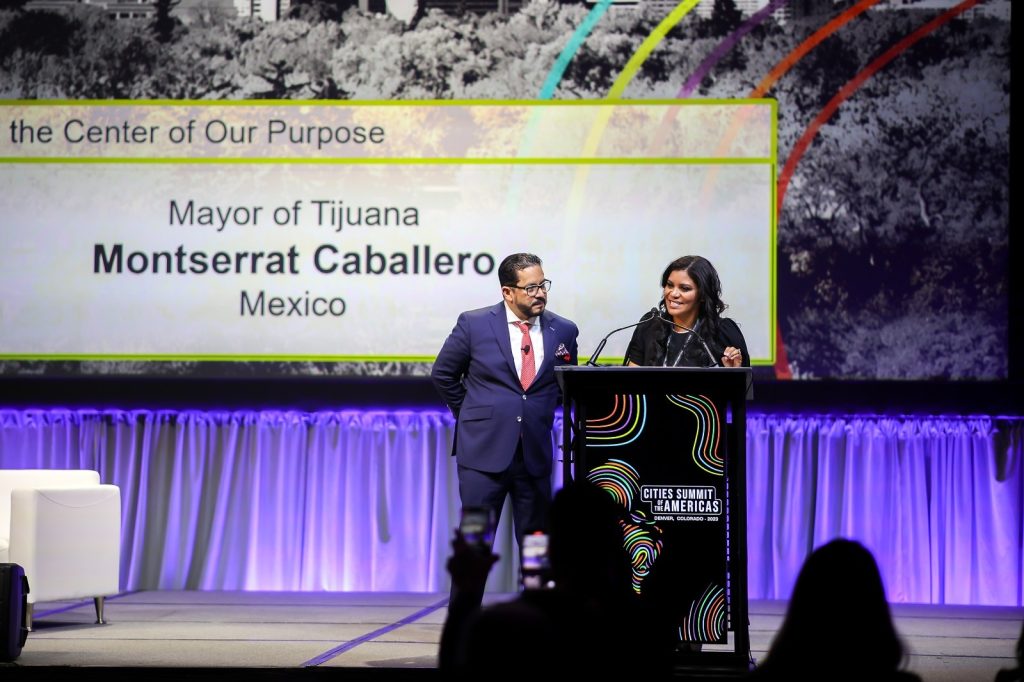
[
  {"left": 659, "top": 255, "right": 727, "bottom": 339},
  {"left": 762, "top": 539, "right": 907, "bottom": 676}
]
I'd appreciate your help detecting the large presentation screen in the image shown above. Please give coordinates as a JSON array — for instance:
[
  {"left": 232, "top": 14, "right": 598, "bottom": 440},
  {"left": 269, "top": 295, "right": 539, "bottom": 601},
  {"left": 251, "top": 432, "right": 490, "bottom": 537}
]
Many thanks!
[{"left": 0, "top": 101, "right": 775, "bottom": 376}]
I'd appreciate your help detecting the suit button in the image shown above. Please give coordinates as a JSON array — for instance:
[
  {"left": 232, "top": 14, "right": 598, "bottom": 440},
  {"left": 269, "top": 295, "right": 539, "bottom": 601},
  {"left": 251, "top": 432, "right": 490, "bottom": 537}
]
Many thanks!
[
  {"left": 517, "top": 416, "right": 522, "bottom": 422},
  {"left": 522, "top": 394, "right": 527, "bottom": 400}
]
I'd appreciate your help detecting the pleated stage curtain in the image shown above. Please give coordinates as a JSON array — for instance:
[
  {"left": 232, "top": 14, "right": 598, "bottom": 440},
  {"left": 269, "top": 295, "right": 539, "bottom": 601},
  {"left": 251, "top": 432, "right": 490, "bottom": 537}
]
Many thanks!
[{"left": 1, "top": 409, "right": 1020, "bottom": 605}]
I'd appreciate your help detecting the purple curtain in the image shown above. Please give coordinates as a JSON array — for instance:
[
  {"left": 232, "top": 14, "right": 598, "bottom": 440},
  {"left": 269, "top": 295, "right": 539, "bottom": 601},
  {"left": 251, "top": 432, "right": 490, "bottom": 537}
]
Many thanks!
[
  {"left": 1, "top": 409, "right": 1020, "bottom": 605},
  {"left": 746, "top": 415, "right": 1022, "bottom": 605}
]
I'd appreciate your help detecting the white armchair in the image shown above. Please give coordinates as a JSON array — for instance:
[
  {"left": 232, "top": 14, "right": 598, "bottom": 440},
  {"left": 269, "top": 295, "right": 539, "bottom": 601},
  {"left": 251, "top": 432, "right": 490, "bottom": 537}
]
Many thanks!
[{"left": 0, "top": 470, "right": 121, "bottom": 629}]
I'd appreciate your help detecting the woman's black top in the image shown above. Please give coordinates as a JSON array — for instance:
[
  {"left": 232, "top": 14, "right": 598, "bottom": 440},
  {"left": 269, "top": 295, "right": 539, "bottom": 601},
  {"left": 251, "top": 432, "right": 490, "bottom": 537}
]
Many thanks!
[{"left": 623, "top": 311, "right": 750, "bottom": 368}]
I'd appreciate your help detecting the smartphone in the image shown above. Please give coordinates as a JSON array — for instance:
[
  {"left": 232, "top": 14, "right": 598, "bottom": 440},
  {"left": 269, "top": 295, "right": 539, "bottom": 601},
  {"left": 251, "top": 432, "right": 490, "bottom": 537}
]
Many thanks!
[
  {"left": 520, "top": 531, "right": 553, "bottom": 590},
  {"left": 458, "top": 506, "right": 495, "bottom": 553}
]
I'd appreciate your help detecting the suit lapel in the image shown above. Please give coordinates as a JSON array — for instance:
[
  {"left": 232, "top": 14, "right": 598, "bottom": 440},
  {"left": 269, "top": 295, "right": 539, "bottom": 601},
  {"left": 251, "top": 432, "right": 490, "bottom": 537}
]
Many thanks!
[
  {"left": 539, "top": 312, "right": 558, "bottom": 377},
  {"left": 489, "top": 303, "right": 518, "bottom": 379}
]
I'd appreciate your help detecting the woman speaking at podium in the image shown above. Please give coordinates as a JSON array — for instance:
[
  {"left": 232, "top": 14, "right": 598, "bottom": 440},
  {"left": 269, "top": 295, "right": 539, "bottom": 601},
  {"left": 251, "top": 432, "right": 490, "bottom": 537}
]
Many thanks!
[{"left": 624, "top": 255, "right": 749, "bottom": 368}]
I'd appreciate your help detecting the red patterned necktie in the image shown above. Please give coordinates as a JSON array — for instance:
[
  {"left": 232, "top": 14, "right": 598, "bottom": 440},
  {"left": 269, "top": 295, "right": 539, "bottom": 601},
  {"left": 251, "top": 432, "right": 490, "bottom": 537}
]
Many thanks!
[{"left": 515, "top": 321, "right": 535, "bottom": 389}]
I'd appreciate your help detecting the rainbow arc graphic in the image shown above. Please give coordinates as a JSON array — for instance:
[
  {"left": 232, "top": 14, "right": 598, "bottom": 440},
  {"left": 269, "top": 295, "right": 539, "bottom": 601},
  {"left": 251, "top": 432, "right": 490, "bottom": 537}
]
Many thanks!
[
  {"left": 585, "top": 394, "right": 647, "bottom": 447},
  {"left": 586, "top": 458, "right": 641, "bottom": 508},
  {"left": 537, "top": 0, "right": 983, "bottom": 378},
  {"left": 680, "top": 583, "right": 727, "bottom": 643},
  {"left": 666, "top": 394, "right": 723, "bottom": 476}
]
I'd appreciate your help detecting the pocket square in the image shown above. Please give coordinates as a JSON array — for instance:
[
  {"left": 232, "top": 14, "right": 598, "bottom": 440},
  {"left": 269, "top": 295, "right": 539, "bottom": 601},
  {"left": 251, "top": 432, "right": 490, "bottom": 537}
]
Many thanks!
[{"left": 555, "top": 342, "right": 571, "bottom": 362}]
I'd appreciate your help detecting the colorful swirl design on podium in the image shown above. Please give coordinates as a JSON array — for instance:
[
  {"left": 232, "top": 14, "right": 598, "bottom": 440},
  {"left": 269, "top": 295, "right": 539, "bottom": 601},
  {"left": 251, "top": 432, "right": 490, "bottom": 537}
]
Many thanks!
[
  {"left": 585, "top": 394, "right": 647, "bottom": 447},
  {"left": 679, "top": 583, "right": 726, "bottom": 643},
  {"left": 621, "top": 510, "right": 663, "bottom": 595},
  {"left": 585, "top": 458, "right": 641, "bottom": 509},
  {"left": 587, "top": 460, "right": 662, "bottom": 593},
  {"left": 666, "top": 394, "right": 723, "bottom": 476}
]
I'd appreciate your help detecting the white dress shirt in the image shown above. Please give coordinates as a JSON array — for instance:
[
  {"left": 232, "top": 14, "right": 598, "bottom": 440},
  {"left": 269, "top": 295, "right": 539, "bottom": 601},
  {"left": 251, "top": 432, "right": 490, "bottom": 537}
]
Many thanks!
[{"left": 505, "top": 304, "right": 545, "bottom": 380}]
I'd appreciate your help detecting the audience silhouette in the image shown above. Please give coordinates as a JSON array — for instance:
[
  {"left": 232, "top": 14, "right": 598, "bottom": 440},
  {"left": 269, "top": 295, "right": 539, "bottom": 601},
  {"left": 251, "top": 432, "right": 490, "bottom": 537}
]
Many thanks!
[
  {"left": 439, "top": 479, "right": 672, "bottom": 677},
  {"left": 994, "top": 619, "right": 1023, "bottom": 682},
  {"left": 748, "top": 538, "right": 920, "bottom": 682}
]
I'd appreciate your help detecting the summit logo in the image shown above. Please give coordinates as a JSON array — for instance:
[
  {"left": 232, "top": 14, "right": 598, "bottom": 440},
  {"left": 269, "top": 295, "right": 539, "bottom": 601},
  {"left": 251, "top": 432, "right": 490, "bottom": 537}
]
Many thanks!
[{"left": 640, "top": 485, "right": 723, "bottom": 522}]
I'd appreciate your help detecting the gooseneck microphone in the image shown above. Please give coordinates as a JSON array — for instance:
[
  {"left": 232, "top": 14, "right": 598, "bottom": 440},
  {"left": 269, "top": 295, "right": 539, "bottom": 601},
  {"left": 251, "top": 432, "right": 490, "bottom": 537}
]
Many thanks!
[
  {"left": 658, "top": 314, "right": 720, "bottom": 367},
  {"left": 587, "top": 308, "right": 660, "bottom": 366}
]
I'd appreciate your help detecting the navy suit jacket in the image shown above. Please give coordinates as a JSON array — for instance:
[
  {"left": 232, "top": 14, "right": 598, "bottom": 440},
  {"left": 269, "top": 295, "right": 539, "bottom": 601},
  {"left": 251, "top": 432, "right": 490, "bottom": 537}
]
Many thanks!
[{"left": 431, "top": 302, "right": 579, "bottom": 477}]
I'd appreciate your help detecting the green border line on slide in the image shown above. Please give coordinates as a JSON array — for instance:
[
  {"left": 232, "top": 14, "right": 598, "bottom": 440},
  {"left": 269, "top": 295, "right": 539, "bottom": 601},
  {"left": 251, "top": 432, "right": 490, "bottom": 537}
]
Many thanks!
[{"left": 0, "top": 157, "right": 770, "bottom": 165}]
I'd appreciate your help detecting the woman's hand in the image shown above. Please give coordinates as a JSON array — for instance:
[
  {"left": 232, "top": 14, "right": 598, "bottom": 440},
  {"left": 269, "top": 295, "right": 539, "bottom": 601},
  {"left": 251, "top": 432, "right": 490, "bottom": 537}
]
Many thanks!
[{"left": 722, "top": 347, "right": 742, "bottom": 368}]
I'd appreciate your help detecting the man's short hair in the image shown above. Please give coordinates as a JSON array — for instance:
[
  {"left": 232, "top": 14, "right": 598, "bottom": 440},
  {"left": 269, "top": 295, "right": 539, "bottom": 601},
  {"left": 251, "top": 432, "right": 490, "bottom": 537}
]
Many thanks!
[{"left": 498, "top": 253, "right": 542, "bottom": 287}]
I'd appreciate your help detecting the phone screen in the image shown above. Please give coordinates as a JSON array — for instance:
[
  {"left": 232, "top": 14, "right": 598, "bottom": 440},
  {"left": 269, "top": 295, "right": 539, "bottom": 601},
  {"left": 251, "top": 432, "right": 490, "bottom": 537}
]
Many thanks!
[
  {"left": 521, "top": 531, "right": 552, "bottom": 589},
  {"left": 459, "top": 506, "right": 495, "bottom": 551}
]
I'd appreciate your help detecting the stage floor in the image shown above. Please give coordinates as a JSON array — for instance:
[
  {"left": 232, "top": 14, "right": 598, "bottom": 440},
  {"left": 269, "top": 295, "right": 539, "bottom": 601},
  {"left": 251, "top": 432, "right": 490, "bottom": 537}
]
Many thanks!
[{"left": 5, "top": 591, "right": 1021, "bottom": 680}]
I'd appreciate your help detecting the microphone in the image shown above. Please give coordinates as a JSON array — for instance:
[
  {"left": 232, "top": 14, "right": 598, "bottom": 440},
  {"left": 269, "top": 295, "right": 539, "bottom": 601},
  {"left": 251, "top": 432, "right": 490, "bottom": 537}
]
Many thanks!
[
  {"left": 658, "top": 314, "right": 720, "bottom": 367},
  {"left": 522, "top": 344, "right": 531, "bottom": 354},
  {"left": 586, "top": 308, "right": 659, "bottom": 367}
]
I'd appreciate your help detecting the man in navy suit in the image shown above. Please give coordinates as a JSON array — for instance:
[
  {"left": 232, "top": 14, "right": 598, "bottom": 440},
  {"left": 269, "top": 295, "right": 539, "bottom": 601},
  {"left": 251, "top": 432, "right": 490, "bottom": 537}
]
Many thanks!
[{"left": 432, "top": 253, "right": 579, "bottom": 557}]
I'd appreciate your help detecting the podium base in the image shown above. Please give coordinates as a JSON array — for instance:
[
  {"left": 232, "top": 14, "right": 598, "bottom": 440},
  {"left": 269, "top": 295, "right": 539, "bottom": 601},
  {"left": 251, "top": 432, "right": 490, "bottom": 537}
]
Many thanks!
[{"left": 671, "top": 650, "right": 754, "bottom": 680}]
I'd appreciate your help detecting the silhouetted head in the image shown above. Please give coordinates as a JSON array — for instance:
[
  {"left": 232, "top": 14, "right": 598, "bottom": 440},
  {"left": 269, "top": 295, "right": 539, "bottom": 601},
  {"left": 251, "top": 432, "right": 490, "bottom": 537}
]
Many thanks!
[
  {"left": 1016, "top": 619, "right": 1024, "bottom": 668},
  {"left": 547, "top": 480, "right": 632, "bottom": 602},
  {"left": 764, "top": 539, "right": 905, "bottom": 674}
]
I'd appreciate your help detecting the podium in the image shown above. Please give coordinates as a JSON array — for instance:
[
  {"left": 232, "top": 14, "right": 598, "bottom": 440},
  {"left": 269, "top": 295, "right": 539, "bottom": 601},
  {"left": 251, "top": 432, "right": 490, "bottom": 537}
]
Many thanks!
[{"left": 555, "top": 365, "right": 752, "bottom": 670}]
